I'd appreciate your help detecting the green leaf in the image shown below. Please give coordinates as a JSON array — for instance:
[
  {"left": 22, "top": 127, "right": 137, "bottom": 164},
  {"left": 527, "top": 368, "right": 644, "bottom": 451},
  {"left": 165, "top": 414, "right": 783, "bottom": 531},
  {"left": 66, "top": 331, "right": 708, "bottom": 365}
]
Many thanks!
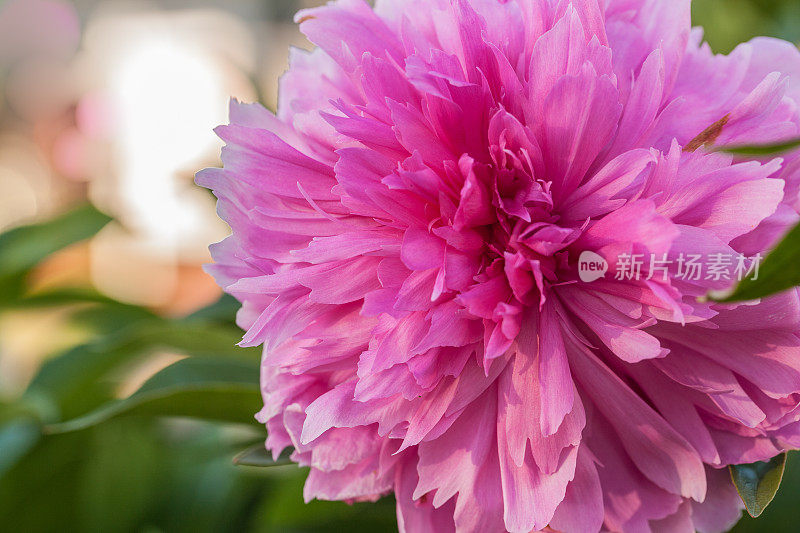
[
  {"left": 25, "top": 316, "right": 254, "bottom": 419},
  {"left": 185, "top": 294, "right": 241, "bottom": 327},
  {"left": 730, "top": 453, "right": 788, "bottom": 518},
  {"left": 3, "top": 288, "right": 118, "bottom": 309},
  {"left": 25, "top": 321, "right": 160, "bottom": 418},
  {"left": 251, "top": 469, "right": 398, "bottom": 533},
  {"left": 717, "top": 137, "right": 800, "bottom": 156},
  {"left": 76, "top": 419, "right": 165, "bottom": 532},
  {"left": 233, "top": 444, "right": 293, "bottom": 468},
  {"left": 143, "top": 320, "right": 256, "bottom": 361},
  {"left": 44, "top": 358, "right": 261, "bottom": 434},
  {"left": 0, "top": 204, "right": 112, "bottom": 305},
  {"left": 0, "top": 431, "right": 90, "bottom": 530},
  {"left": 712, "top": 221, "right": 800, "bottom": 302},
  {"left": 0, "top": 204, "right": 111, "bottom": 279},
  {"left": 0, "top": 419, "right": 40, "bottom": 478},
  {"left": 0, "top": 417, "right": 270, "bottom": 532}
]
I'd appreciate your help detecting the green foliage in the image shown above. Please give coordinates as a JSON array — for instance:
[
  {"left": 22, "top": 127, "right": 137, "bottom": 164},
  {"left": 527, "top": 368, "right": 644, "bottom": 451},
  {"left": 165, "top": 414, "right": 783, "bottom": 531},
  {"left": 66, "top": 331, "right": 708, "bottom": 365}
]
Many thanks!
[
  {"left": 234, "top": 444, "right": 294, "bottom": 467},
  {"left": 0, "top": 204, "right": 111, "bottom": 302},
  {"left": 0, "top": 419, "right": 39, "bottom": 478},
  {"left": 712, "top": 221, "right": 800, "bottom": 302},
  {"left": 0, "top": 203, "right": 400, "bottom": 532},
  {"left": 730, "top": 452, "right": 800, "bottom": 532},
  {"left": 249, "top": 472, "right": 399, "bottom": 533},
  {"left": 731, "top": 454, "right": 788, "bottom": 518},
  {"left": 693, "top": 0, "right": 800, "bottom": 53},
  {"left": 0, "top": 419, "right": 272, "bottom": 533},
  {"left": 718, "top": 138, "right": 800, "bottom": 156},
  {"left": 46, "top": 357, "right": 261, "bottom": 434},
  {"left": 0, "top": 204, "right": 261, "bottom": 531}
]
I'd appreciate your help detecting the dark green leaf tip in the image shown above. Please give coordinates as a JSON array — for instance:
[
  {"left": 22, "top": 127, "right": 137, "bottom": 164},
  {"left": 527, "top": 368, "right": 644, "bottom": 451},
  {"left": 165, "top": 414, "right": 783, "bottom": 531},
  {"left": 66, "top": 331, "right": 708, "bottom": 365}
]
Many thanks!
[
  {"left": 233, "top": 444, "right": 294, "bottom": 468},
  {"left": 716, "top": 137, "right": 800, "bottom": 156},
  {"left": 729, "top": 453, "right": 788, "bottom": 518}
]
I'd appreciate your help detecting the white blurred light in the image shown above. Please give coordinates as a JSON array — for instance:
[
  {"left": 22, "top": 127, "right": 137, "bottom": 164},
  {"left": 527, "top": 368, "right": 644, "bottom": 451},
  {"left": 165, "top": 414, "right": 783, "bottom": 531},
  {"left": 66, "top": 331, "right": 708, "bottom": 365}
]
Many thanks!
[
  {"left": 110, "top": 38, "right": 226, "bottom": 251},
  {"left": 78, "top": 7, "right": 255, "bottom": 306}
]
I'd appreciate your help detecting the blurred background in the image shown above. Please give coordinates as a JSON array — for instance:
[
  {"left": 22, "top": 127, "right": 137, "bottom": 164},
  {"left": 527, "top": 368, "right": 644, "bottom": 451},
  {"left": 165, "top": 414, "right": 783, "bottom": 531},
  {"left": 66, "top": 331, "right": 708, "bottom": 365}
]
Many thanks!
[{"left": 0, "top": 0, "right": 798, "bottom": 531}]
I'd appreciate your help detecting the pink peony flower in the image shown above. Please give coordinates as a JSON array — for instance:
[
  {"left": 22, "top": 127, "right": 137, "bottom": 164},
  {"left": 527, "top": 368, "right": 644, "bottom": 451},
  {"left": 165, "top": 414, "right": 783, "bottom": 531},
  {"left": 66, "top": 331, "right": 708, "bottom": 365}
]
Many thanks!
[{"left": 199, "top": 1, "right": 800, "bottom": 531}]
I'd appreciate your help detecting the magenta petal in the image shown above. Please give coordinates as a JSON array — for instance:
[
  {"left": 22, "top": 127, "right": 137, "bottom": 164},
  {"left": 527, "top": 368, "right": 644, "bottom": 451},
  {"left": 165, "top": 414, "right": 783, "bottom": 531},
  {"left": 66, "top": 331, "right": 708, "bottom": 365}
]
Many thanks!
[
  {"left": 538, "top": 303, "right": 575, "bottom": 435},
  {"left": 395, "top": 454, "right": 456, "bottom": 533},
  {"left": 549, "top": 446, "right": 604, "bottom": 533},
  {"left": 568, "top": 337, "right": 707, "bottom": 501}
]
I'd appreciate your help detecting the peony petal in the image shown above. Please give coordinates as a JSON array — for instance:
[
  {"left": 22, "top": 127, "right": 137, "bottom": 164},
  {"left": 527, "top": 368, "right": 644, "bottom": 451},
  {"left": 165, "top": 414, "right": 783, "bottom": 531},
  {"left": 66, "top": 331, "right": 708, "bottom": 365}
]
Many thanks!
[{"left": 567, "top": 336, "right": 707, "bottom": 501}]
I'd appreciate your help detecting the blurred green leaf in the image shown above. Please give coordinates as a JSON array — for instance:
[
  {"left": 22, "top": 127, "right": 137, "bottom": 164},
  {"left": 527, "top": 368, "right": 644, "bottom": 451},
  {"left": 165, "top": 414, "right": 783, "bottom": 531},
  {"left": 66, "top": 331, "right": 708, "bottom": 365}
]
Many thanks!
[
  {"left": 158, "top": 425, "right": 273, "bottom": 533},
  {"left": 0, "top": 431, "right": 89, "bottom": 530},
  {"left": 731, "top": 453, "right": 788, "bottom": 518},
  {"left": 249, "top": 469, "right": 398, "bottom": 533},
  {"left": 3, "top": 287, "right": 118, "bottom": 309},
  {"left": 76, "top": 419, "right": 163, "bottom": 531},
  {"left": 0, "top": 272, "right": 26, "bottom": 303},
  {"left": 0, "top": 417, "right": 270, "bottom": 533},
  {"left": 692, "top": 0, "right": 774, "bottom": 53},
  {"left": 0, "top": 204, "right": 111, "bottom": 301},
  {"left": 67, "top": 300, "right": 159, "bottom": 334},
  {"left": 26, "top": 315, "right": 254, "bottom": 419},
  {"left": 146, "top": 320, "right": 255, "bottom": 360},
  {"left": 712, "top": 221, "right": 800, "bottom": 302},
  {"left": 45, "top": 358, "right": 260, "bottom": 434},
  {"left": 133, "top": 357, "right": 257, "bottom": 394},
  {"left": 26, "top": 322, "right": 162, "bottom": 418},
  {"left": 717, "top": 138, "right": 800, "bottom": 156},
  {"left": 186, "top": 294, "right": 241, "bottom": 327},
  {"left": 0, "top": 419, "right": 40, "bottom": 478},
  {"left": 0, "top": 203, "right": 111, "bottom": 274},
  {"left": 234, "top": 445, "right": 293, "bottom": 468},
  {"left": 0, "top": 393, "right": 62, "bottom": 477}
]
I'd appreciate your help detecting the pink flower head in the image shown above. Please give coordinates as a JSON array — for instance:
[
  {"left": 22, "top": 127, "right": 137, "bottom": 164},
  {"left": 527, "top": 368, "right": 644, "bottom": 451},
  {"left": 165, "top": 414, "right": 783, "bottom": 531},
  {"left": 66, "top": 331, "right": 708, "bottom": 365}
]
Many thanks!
[{"left": 199, "top": 1, "right": 800, "bottom": 531}]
